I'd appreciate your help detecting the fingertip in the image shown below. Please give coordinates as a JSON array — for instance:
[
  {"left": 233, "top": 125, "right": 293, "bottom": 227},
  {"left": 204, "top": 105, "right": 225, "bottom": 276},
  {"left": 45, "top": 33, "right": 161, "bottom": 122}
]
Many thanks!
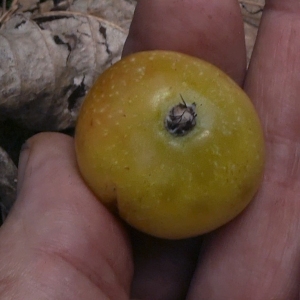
[
  {"left": 123, "top": 0, "right": 246, "bottom": 84},
  {"left": 17, "top": 133, "right": 74, "bottom": 193}
]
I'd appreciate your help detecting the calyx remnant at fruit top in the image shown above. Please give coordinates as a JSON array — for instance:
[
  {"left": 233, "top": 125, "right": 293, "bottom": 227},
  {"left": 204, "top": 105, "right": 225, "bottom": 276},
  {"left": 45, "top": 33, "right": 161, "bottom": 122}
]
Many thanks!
[{"left": 164, "top": 95, "right": 197, "bottom": 136}]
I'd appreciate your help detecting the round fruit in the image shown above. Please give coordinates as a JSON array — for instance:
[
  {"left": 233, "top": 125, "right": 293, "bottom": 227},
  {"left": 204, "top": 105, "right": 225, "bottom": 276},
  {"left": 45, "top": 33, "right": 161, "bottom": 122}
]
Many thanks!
[{"left": 75, "top": 50, "right": 265, "bottom": 239}]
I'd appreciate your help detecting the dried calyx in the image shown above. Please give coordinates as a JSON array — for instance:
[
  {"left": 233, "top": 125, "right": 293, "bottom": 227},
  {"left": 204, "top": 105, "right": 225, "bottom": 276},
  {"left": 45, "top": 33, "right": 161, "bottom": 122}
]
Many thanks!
[{"left": 164, "top": 95, "right": 197, "bottom": 136}]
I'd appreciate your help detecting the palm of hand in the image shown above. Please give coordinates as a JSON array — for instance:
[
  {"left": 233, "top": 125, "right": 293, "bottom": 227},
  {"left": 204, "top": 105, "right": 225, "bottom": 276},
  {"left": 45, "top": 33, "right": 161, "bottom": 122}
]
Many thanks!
[{"left": 0, "top": 1, "right": 299, "bottom": 300}]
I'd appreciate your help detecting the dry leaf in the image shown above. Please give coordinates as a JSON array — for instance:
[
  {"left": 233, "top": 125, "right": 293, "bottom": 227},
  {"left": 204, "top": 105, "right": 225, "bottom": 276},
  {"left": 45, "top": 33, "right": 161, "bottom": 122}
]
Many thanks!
[
  {"left": 3, "top": 0, "right": 137, "bottom": 32},
  {"left": 0, "top": 11, "right": 127, "bottom": 130},
  {"left": 240, "top": 0, "right": 265, "bottom": 63},
  {"left": 70, "top": 0, "right": 136, "bottom": 30},
  {"left": 0, "top": 146, "right": 17, "bottom": 221}
]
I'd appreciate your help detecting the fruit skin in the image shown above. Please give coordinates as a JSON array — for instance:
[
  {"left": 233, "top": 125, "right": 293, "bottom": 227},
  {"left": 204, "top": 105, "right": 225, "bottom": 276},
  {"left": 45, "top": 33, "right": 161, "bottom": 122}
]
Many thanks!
[{"left": 75, "top": 50, "right": 265, "bottom": 239}]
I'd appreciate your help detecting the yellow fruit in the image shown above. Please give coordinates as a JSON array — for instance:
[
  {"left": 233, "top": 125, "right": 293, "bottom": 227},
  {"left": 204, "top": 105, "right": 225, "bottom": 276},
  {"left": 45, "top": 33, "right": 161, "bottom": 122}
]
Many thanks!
[{"left": 75, "top": 50, "right": 265, "bottom": 239}]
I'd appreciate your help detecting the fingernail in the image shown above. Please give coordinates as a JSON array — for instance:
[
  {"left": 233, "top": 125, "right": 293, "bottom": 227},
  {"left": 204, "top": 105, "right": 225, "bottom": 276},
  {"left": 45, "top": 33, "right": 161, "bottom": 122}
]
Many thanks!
[{"left": 17, "top": 142, "right": 30, "bottom": 194}]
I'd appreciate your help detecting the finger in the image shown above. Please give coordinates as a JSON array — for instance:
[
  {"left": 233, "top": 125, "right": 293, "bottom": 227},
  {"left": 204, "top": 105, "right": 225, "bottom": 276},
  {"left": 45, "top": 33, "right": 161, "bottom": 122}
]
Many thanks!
[
  {"left": 0, "top": 133, "right": 133, "bottom": 299},
  {"left": 123, "top": 0, "right": 246, "bottom": 84},
  {"left": 187, "top": 1, "right": 300, "bottom": 299},
  {"left": 130, "top": 230, "right": 201, "bottom": 300},
  {"left": 122, "top": 1, "right": 246, "bottom": 299}
]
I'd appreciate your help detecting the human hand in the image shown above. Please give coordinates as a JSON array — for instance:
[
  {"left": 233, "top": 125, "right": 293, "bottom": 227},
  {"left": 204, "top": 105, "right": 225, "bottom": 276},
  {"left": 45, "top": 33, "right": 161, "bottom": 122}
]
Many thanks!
[{"left": 0, "top": 0, "right": 299, "bottom": 299}]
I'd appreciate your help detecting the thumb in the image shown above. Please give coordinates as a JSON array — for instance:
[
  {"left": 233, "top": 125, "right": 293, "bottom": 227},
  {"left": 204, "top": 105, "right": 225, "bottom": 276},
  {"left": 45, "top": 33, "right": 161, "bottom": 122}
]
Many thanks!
[{"left": 0, "top": 132, "right": 133, "bottom": 300}]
